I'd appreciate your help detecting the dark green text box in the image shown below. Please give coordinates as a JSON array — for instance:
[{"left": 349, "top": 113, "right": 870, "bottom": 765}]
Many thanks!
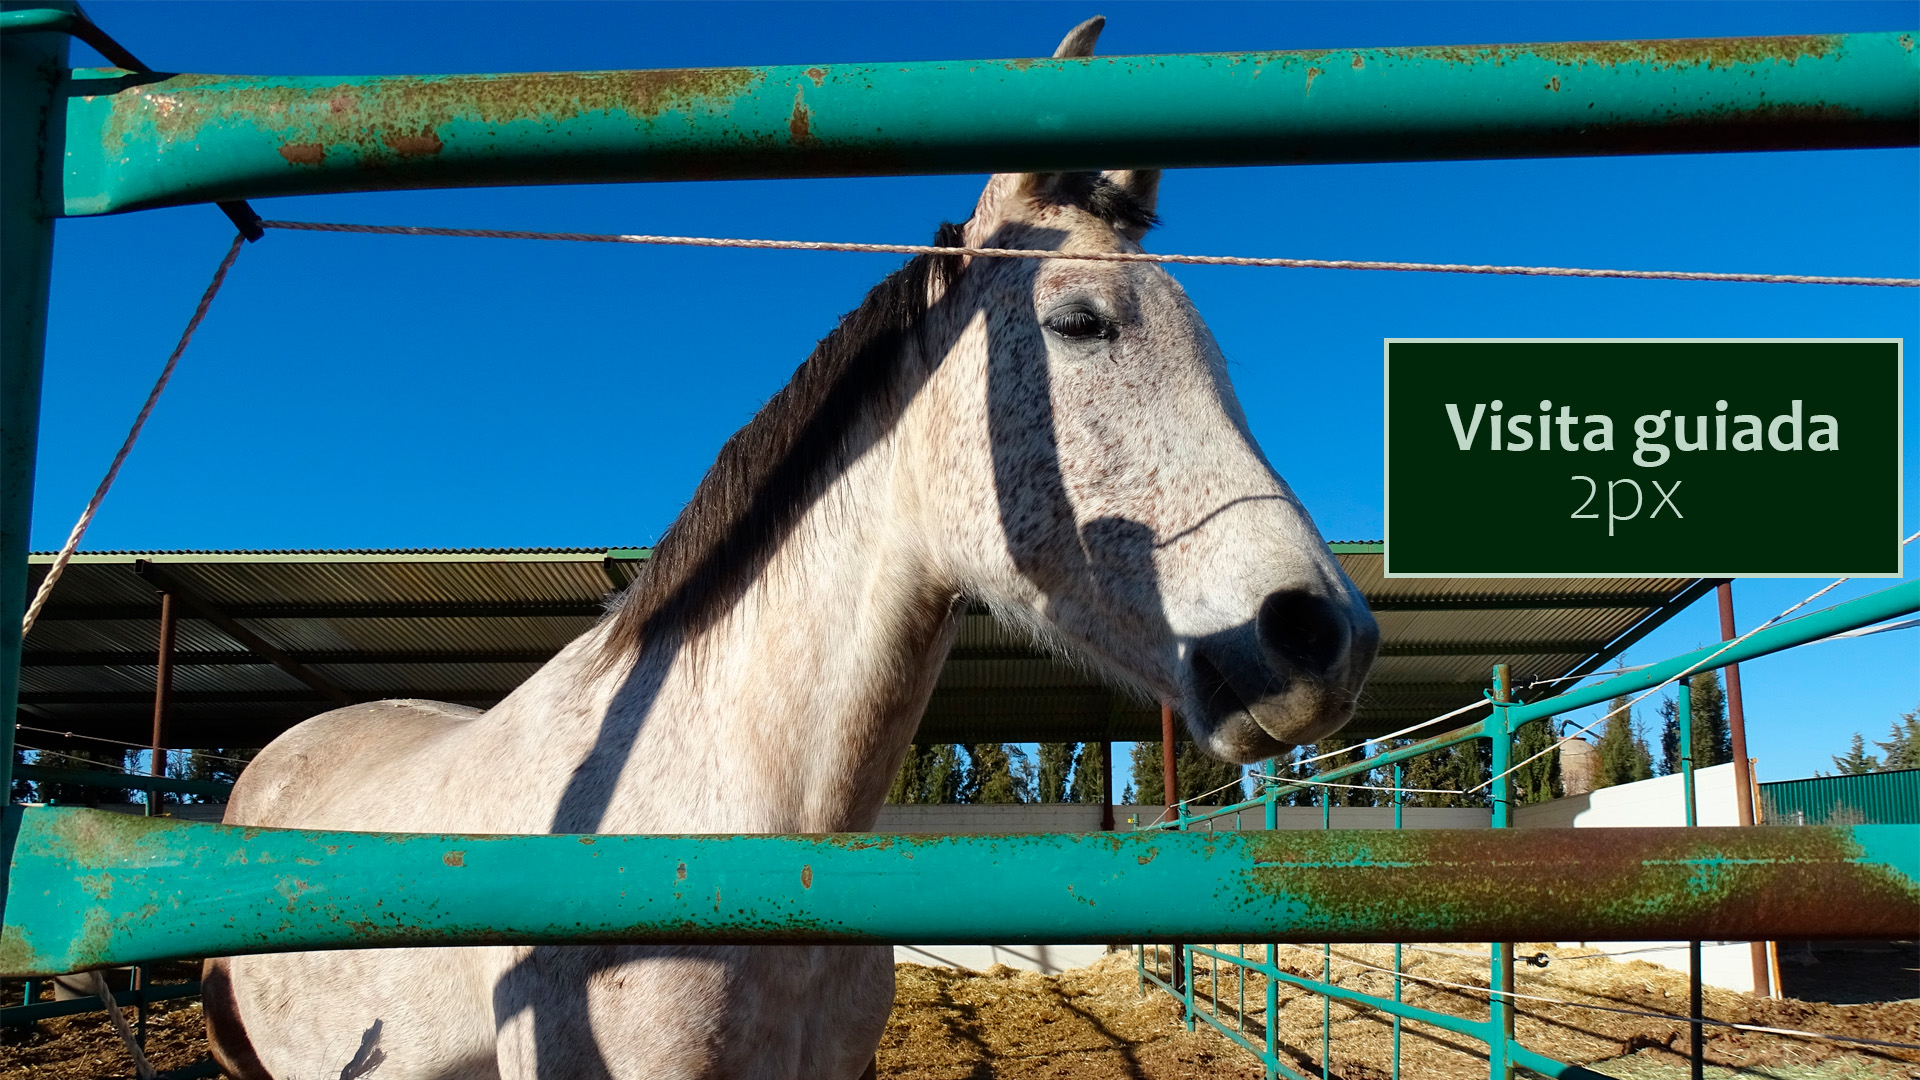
[{"left": 1384, "top": 340, "right": 1902, "bottom": 577}]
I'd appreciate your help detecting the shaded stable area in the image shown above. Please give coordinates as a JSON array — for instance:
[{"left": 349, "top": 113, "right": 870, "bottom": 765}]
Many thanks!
[{"left": 15, "top": 545, "right": 1711, "bottom": 754}]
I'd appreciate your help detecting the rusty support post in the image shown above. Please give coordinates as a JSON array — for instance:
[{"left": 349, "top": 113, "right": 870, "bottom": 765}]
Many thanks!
[
  {"left": 147, "top": 591, "right": 174, "bottom": 815},
  {"left": 1717, "top": 584, "right": 1756, "bottom": 826},
  {"left": 1717, "top": 583, "right": 1772, "bottom": 996},
  {"left": 1161, "top": 702, "right": 1177, "bottom": 811},
  {"left": 1098, "top": 741, "right": 1113, "bottom": 832}
]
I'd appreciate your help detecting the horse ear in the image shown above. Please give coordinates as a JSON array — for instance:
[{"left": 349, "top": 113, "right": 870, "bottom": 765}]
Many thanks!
[
  {"left": 1053, "top": 16, "right": 1105, "bottom": 58},
  {"left": 962, "top": 17, "right": 1111, "bottom": 245},
  {"left": 1102, "top": 168, "right": 1161, "bottom": 223}
]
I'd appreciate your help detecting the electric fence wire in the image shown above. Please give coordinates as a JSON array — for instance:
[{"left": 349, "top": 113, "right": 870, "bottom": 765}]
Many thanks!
[{"left": 1476, "top": 528, "right": 1920, "bottom": 795}]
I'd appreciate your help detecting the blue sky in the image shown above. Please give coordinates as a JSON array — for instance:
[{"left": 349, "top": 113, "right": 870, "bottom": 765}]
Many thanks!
[{"left": 34, "top": 2, "right": 1918, "bottom": 781}]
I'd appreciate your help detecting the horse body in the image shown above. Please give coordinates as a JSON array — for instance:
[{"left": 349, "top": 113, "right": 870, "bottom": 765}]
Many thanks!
[{"left": 207, "top": 20, "right": 1378, "bottom": 1078}]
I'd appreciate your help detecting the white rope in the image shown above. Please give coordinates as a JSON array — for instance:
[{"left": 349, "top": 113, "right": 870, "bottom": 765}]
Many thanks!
[
  {"left": 260, "top": 220, "right": 1920, "bottom": 288},
  {"left": 1249, "top": 772, "right": 1469, "bottom": 797},
  {"left": 89, "top": 970, "right": 156, "bottom": 1080},
  {"left": 1289, "top": 697, "right": 1493, "bottom": 768},
  {"left": 1476, "top": 529, "right": 1920, "bottom": 794},
  {"left": 20, "top": 234, "right": 246, "bottom": 638}
]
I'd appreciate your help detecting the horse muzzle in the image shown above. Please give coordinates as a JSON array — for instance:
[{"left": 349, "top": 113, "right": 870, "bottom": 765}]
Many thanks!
[{"left": 1184, "top": 587, "right": 1380, "bottom": 763}]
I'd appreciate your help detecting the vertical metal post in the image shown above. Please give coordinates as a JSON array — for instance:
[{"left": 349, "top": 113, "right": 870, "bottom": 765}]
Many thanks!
[
  {"left": 1098, "top": 740, "right": 1113, "bottom": 832},
  {"left": 1488, "top": 664, "right": 1515, "bottom": 1080},
  {"left": 1677, "top": 680, "right": 1704, "bottom": 1080},
  {"left": 1164, "top": 702, "right": 1187, "bottom": 1001},
  {"left": 1161, "top": 702, "right": 1178, "bottom": 811},
  {"left": 1167, "top": 791, "right": 1182, "bottom": 999},
  {"left": 147, "top": 592, "right": 175, "bottom": 814},
  {"left": 1321, "top": 785, "right": 1331, "bottom": 1080},
  {"left": 1, "top": 6, "right": 72, "bottom": 919},
  {"left": 1717, "top": 583, "right": 1772, "bottom": 995},
  {"left": 1392, "top": 762, "right": 1405, "bottom": 1080},
  {"left": 1264, "top": 759, "right": 1279, "bottom": 1076},
  {"left": 1716, "top": 585, "right": 1756, "bottom": 826}
]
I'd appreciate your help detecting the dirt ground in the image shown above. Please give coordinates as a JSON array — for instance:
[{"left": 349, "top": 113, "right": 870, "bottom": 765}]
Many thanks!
[{"left": 4, "top": 945, "right": 1916, "bottom": 1080}]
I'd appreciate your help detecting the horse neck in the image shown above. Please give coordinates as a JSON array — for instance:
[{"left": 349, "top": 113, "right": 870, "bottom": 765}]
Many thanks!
[{"left": 519, "top": 397, "right": 964, "bottom": 836}]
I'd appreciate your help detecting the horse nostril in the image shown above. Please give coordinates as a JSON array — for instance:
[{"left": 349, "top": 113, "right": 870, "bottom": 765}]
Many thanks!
[{"left": 1257, "top": 589, "right": 1351, "bottom": 680}]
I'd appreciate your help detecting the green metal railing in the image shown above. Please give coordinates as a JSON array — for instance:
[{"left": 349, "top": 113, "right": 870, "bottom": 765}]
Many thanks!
[
  {"left": 4, "top": 7, "right": 1918, "bottom": 1072},
  {"left": 1134, "top": 581, "right": 1920, "bottom": 1080}
]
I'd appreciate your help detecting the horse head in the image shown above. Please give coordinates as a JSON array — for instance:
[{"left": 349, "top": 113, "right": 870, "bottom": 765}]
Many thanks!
[{"left": 919, "top": 17, "right": 1379, "bottom": 764}]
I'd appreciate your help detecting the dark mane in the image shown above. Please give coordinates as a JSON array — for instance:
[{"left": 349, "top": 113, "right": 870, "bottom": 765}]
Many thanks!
[{"left": 607, "top": 221, "right": 967, "bottom": 653}]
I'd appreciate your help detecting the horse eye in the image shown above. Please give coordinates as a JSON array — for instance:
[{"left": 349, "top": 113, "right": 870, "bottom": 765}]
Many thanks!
[{"left": 1045, "top": 308, "right": 1107, "bottom": 340}]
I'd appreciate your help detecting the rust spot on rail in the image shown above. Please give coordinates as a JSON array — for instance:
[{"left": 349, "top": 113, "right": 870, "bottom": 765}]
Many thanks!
[
  {"left": 1238, "top": 827, "right": 1919, "bottom": 942},
  {"left": 105, "top": 65, "right": 764, "bottom": 167}
]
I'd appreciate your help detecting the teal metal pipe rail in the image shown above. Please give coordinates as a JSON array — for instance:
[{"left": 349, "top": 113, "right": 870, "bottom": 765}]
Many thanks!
[
  {"left": 1138, "top": 579, "right": 1920, "bottom": 1079},
  {"left": 1246, "top": 580, "right": 1920, "bottom": 804},
  {"left": 3, "top": 809, "right": 1915, "bottom": 976},
  {"left": 36, "top": 28, "right": 1920, "bottom": 217},
  {"left": 12, "top": 764, "right": 235, "bottom": 801}
]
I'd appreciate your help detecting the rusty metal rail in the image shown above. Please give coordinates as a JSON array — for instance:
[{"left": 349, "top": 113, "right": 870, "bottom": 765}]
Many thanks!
[
  {"left": 53, "top": 31, "right": 1920, "bottom": 216},
  {"left": 2, "top": 809, "right": 1915, "bottom": 976}
]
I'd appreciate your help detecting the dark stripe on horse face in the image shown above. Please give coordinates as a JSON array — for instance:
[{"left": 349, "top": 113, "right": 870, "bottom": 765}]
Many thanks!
[{"left": 603, "top": 173, "right": 1155, "bottom": 659}]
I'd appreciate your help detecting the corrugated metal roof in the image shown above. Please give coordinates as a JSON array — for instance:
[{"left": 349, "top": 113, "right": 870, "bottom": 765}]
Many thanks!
[{"left": 18, "top": 548, "right": 1709, "bottom": 750}]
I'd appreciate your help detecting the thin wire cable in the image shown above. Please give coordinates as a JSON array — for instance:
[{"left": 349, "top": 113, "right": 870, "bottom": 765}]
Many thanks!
[
  {"left": 1313, "top": 950, "right": 1920, "bottom": 1052},
  {"left": 1477, "top": 529, "right": 1920, "bottom": 794},
  {"left": 17, "top": 743, "right": 184, "bottom": 778},
  {"left": 260, "top": 220, "right": 1920, "bottom": 288},
  {"left": 1250, "top": 773, "right": 1469, "bottom": 797},
  {"left": 1288, "top": 698, "right": 1493, "bottom": 769},
  {"left": 17, "top": 725, "right": 253, "bottom": 767},
  {"left": 20, "top": 234, "right": 247, "bottom": 638}
]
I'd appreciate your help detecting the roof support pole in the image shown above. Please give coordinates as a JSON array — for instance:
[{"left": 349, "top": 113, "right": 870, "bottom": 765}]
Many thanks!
[
  {"left": 132, "top": 561, "right": 355, "bottom": 708},
  {"left": 1161, "top": 702, "right": 1177, "bottom": 813},
  {"left": 0, "top": 2, "right": 72, "bottom": 921},
  {"left": 146, "top": 592, "right": 174, "bottom": 815},
  {"left": 1716, "top": 581, "right": 1772, "bottom": 997}
]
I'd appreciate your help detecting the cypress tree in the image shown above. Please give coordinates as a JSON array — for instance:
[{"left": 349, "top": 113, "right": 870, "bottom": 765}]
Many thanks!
[
  {"left": 886, "top": 743, "right": 964, "bottom": 803},
  {"left": 1594, "top": 696, "right": 1653, "bottom": 789},
  {"left": 1127, "top": 739, "right": 1245, "bottom": 805},
  {"left": 1828, "top": 733, "right": 1880, "bottom": 776},
  {"left": 1036, "top": 743, "right": 1077, "bottom": 803},
  {"left": 961, "top": 743, "right": 1032, "bottom": 803},
  {"left": 1511, "top": 719, "right": 1563, "bottom": 805},
  {"left": 1875, "top": 708, "right": 1920, "bottom": 771},
  {"left": 1065, "top": 742, "right": 1105, "bottom": 804}
]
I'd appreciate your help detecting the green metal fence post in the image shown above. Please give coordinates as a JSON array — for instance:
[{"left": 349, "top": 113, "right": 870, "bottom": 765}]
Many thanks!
[
  {"left": 1488, "top": 665, "right": 1515, "bottom": 1080},
  {"left": 1178, "top": 797, "right": 1194, "bottom": 1030},
  {"left": 1678, "top": 679, "right": 1704, "bottom": 1080},
  {"left": 0, "top": 3, "right": 73, "bottom": 921},
  {"left": 1392, "top": 762, "right": 1405, "bottom": 1080},
  {"left": 1321, "top": 785, "right": 1332, "bottom": 1079},
  {"left": 1265, "top": 760, "right": 1280, "bottom": 1079}
]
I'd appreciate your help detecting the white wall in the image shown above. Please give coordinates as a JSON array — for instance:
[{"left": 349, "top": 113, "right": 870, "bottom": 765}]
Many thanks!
[{"left": 1512, "top": 762, "right": 1741, "bottom": 828}]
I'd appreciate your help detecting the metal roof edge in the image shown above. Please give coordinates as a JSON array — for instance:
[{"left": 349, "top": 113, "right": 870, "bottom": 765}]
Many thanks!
[{"left": 1329, "top": 541, "right": 1384, "bottom": 553}]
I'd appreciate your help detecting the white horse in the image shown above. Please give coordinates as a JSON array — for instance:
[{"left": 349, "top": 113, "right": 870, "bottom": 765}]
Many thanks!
[{"left": 204, "top": 18, "right": 1378, "bottom": 1079}]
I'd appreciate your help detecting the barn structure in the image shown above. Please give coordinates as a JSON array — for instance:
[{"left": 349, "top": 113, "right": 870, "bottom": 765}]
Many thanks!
[{"left": 17, "top": 544, "right": 1713, "bottom": 791}]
